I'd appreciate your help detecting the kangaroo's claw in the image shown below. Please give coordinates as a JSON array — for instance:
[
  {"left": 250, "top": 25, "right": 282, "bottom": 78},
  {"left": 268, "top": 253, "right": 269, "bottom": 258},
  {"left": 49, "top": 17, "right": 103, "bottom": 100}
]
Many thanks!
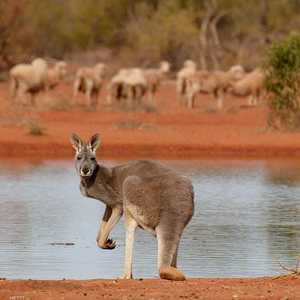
[{"left": 104, "top": 238, "right": 116, "bottom": 249}]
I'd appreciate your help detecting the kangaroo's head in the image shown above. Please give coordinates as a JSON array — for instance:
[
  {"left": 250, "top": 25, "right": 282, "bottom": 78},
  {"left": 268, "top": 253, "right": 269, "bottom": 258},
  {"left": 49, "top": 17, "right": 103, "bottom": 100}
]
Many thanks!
[{"left": 70, "top": 133, "right": 101, "bottom": 177}]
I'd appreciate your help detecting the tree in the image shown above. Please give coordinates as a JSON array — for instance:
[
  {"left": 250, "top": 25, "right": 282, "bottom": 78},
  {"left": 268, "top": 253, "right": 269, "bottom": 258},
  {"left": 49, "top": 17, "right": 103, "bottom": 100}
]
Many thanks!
[
  {"left": 0, "top": 0, "right": 26, "bottom": 70},
  {"left": 265, "top": 34, "right": 300, "bottom": 129}
]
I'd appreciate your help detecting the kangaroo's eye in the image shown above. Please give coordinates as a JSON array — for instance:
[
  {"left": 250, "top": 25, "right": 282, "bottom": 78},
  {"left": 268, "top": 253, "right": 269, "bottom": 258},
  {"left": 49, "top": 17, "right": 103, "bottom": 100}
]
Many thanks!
[
  {"left": 90, "top": 157, "right": 96, "bottom": 161},
  {"left": 77, "top": 156, "right": 82, "bottom": 160}
]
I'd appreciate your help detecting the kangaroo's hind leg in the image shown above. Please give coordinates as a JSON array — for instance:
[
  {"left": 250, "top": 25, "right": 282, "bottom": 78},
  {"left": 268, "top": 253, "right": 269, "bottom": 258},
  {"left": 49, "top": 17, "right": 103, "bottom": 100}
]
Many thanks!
[
  {"left": 156, "top": 221, "right": 186, "bottom": 281},
  {"left": 120, "top": 209, "right": 138, "bottom": 279}
]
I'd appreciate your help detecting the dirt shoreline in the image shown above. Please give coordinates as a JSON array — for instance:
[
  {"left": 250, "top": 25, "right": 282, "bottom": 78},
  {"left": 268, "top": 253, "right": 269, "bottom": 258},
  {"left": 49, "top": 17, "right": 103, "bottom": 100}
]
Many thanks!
[
  {"left": 1, "top": 82, "right": 300, "bottom": 160},
  {"left": 3, "top": 139, "right": 300, "bottom": 159},
  {"left": 1, "top": 276, "right": 299, "bottom": 300}
]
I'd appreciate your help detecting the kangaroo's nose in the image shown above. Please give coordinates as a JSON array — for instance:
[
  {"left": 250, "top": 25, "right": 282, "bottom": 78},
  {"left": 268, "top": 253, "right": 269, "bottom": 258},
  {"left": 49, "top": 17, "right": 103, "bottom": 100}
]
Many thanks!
[{"left": 82, "top": 167, "right": 90, "bottom": 175}]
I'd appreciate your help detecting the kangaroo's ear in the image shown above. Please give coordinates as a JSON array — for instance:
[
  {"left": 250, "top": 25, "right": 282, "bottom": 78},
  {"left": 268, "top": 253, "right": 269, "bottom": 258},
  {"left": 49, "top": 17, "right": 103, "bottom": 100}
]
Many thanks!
[
  {"left": 70, "top": 133, "right": 83, "bottom": 152},
  {"left": 88, "top": 133, "right": 101, "bottom": 153}
]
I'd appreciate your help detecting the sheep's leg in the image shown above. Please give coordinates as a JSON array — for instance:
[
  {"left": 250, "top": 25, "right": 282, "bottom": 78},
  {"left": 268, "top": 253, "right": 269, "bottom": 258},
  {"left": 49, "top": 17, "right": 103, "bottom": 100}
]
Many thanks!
[
  {"left": 254, "top": 90, "right": 260, "bottom": 106},
  {"left": 248, "top": 94, "right": 254, "bottom": 106},
  {"left": 216, "top": 89, "right": 224, "bottom": 110},
  {"left": 186, "top": 82, "right": 197, "bottom": 109},
  {"left": 73, "top": 79, "right": 81, "bottom": 100},
  {"left": 10, "top": 78, "right": 17, "bottom": 101},
  {"left": 97, "top": 205, "right": 122, "bottom": 249},
  {"left": 187, "top": 91, "right": 194, "bottom": 109},
  {"left": 156, "top": 225, "right": 185, "bottom": 281},
  {"left": 177, "top": 79, "right": 186, "bottom": 105},
  {"left": 120, "top": 209, "right": 137, "bottom": 279},
  {"left": 135, "top": 86, "right": 141, "bottom": 106},
  {"left": 18, "top": 83, "right": 29, "bottom": 106},
  {"left": 94, "top": 92, "right": 99, "bottom": 110},
  {"left": 90, "top": 90, "right": 98, "bottom": 110},
  {"left": 85, "top": 80, "right": 93, "bottom": 108},
  {"left": 132, "top": 86, "right": 137, "bottom": 107},
  {"left": 127, "top": 86, "right": 134, "bottom": 107},
  {"left": 148, "top": 85, "right": 156, "bottom": 105},
  {"left": 106, "top": 84, "right": 114, "bottom": 105}
]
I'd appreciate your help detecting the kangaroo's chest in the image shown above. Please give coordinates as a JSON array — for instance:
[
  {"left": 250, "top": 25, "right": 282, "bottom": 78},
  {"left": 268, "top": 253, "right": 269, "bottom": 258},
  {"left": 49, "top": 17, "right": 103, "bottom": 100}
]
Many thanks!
[{"left": 80, "top": 181, "right": 119, "bottom": 206}]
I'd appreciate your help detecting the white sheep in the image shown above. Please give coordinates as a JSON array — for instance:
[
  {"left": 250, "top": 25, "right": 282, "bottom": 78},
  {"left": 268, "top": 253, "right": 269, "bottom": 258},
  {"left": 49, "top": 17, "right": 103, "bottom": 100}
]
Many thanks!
[
  {"left": 185, "top": 70, "right": 231, "bottom": 109},
  {"left": 46, "top": 61, "right": 67, "bottom": 90},
  {"left": 9, "top": 58, "right": 48, "bottom": 105},
  {"left": 73, "top": 63, "right": 107, "bottom": 109},
  {"left": 143, "top": 61, "right": 170, "bottom": 103},
  {"left": 185, "top": 65, "right": 248, "bottom": 110},
  {"left": 176, "top": 60, "right": 197, "bottom": 101},
  {"left": 106, "top": 68, "right": 131, "bottom": 105},
  {"left": 229, "top": 68, "right": 265, "bottom": 106},
  {"left": 107, "top": 68, "right": 147, "bottom": 106},
  {"left": 124, "top": 68, "right": 147, "bottom": 104}
]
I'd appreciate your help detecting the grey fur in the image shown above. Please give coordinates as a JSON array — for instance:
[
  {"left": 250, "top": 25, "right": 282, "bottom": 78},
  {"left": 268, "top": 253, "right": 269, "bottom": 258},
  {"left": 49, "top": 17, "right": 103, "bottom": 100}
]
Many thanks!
[{"left": 70, "top": 133, "right": 194, "bottom": 279}]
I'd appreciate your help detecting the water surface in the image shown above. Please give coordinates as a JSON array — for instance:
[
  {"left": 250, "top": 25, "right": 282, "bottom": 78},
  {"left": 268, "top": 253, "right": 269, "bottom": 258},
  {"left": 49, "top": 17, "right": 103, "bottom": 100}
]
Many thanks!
[{"left": 0, "top": 158, "right": 299, "bottom": 279}]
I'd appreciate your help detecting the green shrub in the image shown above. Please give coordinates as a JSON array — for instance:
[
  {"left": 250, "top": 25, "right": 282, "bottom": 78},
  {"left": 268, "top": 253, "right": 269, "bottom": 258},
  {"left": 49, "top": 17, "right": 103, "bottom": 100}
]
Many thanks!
[{"left": 265, "top": 34, "right": 300, "bottom": 129}]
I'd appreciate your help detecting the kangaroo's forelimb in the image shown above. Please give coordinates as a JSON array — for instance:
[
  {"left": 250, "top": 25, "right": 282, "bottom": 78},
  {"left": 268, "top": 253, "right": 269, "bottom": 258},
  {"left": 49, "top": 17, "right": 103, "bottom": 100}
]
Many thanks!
[{"left": 97, "top": 205, "right": 123, "bottom": 250}]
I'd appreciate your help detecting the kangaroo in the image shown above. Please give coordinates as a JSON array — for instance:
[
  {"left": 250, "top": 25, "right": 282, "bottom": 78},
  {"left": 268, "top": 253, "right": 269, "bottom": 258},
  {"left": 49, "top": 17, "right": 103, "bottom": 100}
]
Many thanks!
[{"left": 70, "top": 133, "right": 194, "bottom": 280}]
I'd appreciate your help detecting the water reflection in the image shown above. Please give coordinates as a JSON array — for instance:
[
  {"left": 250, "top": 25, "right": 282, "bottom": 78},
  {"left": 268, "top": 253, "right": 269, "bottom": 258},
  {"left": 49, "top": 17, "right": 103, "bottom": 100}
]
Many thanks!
[{"left": 0, "top": 159, "right": 299, "bottom": 279}]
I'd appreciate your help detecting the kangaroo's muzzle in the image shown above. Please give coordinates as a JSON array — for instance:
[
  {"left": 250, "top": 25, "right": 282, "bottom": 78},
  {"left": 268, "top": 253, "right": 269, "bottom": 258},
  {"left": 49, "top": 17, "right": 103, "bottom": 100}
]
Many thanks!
[{"left": 80, "top": 166, "right": 92, "bottom": 177}]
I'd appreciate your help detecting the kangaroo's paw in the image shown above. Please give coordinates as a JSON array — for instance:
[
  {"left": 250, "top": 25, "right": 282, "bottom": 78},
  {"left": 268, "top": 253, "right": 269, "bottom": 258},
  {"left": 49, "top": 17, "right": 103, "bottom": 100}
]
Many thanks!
[
  {"left": 97, "top": 238, "right": 116, "bottom": 250},
  {"left": 159, "top": 266, "right": 186, "bottom": 281}
]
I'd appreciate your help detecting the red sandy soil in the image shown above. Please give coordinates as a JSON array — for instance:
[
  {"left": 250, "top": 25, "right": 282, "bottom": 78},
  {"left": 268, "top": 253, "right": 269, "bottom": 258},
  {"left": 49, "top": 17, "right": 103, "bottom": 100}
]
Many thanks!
[
  {"left": 0, "top": 276, "right": 299, "bottom": 300},
  {"left": 1, "top": 81, "right": 300, "bottom": 159},
  {"left": 1, "top": 82, "right": 300, "bottom": 298}
]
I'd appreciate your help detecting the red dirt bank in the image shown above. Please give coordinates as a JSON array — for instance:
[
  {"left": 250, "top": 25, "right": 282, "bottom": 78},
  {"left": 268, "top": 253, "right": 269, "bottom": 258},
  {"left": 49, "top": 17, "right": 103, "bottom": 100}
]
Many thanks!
[
  {"left": 1, "top": 276, "right": 299, "bottom": 300},
  {"left": 1, "top": 82, "right": 300, "bottom": 159}
]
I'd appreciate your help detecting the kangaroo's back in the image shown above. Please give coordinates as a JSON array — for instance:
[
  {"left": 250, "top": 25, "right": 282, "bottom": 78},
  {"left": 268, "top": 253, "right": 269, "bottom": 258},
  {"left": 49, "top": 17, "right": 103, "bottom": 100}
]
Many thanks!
[{"left": 119, "top": 160, "right": 194, "bottom": 228}]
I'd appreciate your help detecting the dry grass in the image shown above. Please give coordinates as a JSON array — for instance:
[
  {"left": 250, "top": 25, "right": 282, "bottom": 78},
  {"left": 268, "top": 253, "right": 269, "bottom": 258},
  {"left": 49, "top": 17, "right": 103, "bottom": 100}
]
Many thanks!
[
  {"left": 26, "top": 120, "right": 44, "bottom": 136},
  {"left": 115, "top": 121, "right": 142, "bottom": 130},
  {"left": 115, "top": 121, "right": 156, "bottom": 131},
  {"left": 38, "top": 94, "right": 72, "bottom": 111},
  {"left": 273, "top": 256, "right": 300, "bottom": 279}
]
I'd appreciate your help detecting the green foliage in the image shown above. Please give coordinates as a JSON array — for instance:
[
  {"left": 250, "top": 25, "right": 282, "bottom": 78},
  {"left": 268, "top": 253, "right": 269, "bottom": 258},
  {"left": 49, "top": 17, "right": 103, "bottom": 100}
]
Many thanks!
[
  {"left": 123, "top": 1, "right": 199, "bottom": 67},
  {"left": 3, "top": 0, "right": 300, "bottom": 70},
  {"left": 265, "top": 34, "right": 300, "bottom": 129}
]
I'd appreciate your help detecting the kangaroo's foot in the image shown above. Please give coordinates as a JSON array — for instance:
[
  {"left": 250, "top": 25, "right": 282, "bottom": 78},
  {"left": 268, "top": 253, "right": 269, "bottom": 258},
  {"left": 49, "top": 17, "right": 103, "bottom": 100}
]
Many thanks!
[
  {"left": 119, "top": 273, "right": 133, "bottom": 280},
  {"left": 159, "top": 266, "right": 186, "bottom": 281}
]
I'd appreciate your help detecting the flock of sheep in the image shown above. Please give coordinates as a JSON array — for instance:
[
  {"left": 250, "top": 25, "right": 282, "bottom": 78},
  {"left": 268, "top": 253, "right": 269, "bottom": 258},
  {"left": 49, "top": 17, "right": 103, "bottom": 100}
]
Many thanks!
[
  {"left": 8, "top": 57, "right": 265, "bottom": 110},
  {"left": 177, "top": 60, "right": 265, "bottom": 110}
]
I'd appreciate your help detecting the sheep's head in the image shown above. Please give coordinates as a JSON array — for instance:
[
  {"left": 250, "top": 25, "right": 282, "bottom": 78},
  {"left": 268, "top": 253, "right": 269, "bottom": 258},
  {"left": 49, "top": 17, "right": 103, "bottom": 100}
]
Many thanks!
[
  {"left": 183, "top": 60, "right": 197, "bottom": 70},
  {"left": 94, "top": 63, "right": 107, "bottom": 79},
  {"left": 56, "top": 61, "right": 67, "bottom": 78},
  {"left": 32, "top": 58, "right": 48, "bottom": 77},
  {"left": 228, "top": 65, "right": 245, "bottom": 81},
  {"left": 160, "top": 61, "right": 170, "bottom": 73}
]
